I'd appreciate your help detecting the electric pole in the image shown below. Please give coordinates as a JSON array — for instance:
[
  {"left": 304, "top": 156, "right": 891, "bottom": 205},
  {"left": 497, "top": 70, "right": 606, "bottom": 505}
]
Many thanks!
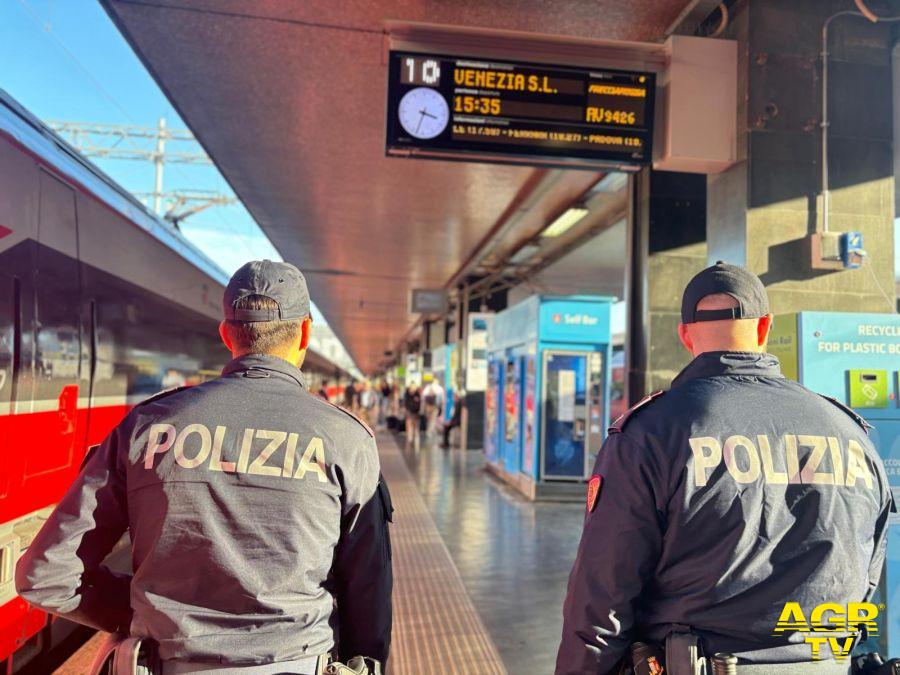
[{"left": 48, "top": 119, "right": 236, "bottom": 223}]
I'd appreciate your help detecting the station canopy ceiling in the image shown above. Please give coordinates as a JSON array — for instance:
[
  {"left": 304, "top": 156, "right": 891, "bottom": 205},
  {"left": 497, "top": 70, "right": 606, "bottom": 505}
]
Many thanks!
[{"left": 101, "top": 0, "right": 695, "bottom": 373}]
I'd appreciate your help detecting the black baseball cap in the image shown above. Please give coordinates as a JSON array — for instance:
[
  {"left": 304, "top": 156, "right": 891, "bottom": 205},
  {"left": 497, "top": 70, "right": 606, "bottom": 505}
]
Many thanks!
[
  {"left": 223, "top": 260, "right": 310, "bottom": 322},
  {"left": 681, "top": 261, "right": 770, "bottom": 324}
]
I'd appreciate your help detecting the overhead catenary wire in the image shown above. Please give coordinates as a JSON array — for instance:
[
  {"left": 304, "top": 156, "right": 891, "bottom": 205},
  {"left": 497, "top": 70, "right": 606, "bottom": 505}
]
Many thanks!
[{"left": 15, "top": 0, "right": 259, "bottom": 258}]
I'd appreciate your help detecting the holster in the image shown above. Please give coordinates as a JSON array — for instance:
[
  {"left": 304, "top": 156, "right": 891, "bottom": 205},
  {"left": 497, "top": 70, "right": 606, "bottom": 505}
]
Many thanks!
[
  {"left": 89, "top": 634, "right": 161, "bottom": 675},
  {"left": 851, "top": 653, "right": 900, "bottom": 674},
  {"left": 321, "top": 656, "right": 382, "bottom": 675},
  {"left": 666, "top": 631, "right": 707, "bottom": 675}
]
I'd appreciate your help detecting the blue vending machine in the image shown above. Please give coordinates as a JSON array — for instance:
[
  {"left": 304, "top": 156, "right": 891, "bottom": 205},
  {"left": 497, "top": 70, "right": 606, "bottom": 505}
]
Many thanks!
[
  {"left": 484, "top": 359, "right": 502, "bottom": 465},
  {"left": 770, "top": 312, "right": 900, "bottom": 655},
  {"left": 485, "top": 295, "right": 613, "bottom": 499}
]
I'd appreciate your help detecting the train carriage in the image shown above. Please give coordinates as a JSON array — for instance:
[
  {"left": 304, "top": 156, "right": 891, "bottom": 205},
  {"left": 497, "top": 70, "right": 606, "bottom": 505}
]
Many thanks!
[{"left": 0, "top": 89, "right": 231, "bottom": 672}]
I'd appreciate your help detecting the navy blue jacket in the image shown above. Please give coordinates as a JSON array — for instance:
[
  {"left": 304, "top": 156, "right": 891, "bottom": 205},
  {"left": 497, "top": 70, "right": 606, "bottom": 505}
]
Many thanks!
[
  {"left": 16, "top": 355, "right": 393, "bottom": 666},
  {"left": 556, "top": 352, "right": 891, "bottom": 674}
]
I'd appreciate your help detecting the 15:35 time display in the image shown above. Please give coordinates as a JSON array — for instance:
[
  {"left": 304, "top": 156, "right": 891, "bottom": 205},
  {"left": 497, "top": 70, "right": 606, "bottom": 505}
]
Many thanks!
[{"left": 454, "top": 95, "right": 501, "bottom": 116}]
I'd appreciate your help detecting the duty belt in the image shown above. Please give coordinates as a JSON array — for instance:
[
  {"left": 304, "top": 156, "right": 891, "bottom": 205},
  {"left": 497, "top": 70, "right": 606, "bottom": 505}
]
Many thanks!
[
  {"left": 723, "top": 662, "right": 851, "bottom": 674},
  {"left": 89, "top": 634, "right": 332, "bottom": 675},
  {"left": 661, "top": 631, "right": 852, "bottom": 675},
  {"left": 163, "top": 654, "right": 327, "bottom": 674}
]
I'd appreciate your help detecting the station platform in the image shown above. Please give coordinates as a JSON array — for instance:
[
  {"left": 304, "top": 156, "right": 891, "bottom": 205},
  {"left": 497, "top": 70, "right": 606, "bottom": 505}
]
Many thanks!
[{"left": 55, "top": 431, "right": 583, "bottom": 675}]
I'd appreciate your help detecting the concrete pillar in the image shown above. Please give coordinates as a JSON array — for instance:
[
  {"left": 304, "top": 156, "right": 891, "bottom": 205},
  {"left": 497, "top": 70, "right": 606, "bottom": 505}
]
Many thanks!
[
  {"left": 626, "top": 169, "right": 707, "bottom": 404},
  {"left": 707, "top": 0, "right": 897, "bottom": 314}
]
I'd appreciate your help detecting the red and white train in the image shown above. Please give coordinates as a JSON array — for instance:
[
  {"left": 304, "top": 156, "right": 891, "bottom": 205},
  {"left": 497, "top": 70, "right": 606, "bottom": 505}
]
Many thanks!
[{"left": 0, "top": 90, "right": 337, "bottom": 672}]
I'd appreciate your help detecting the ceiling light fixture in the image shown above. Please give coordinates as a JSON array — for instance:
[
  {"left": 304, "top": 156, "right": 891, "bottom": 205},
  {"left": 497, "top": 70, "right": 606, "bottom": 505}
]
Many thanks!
[{"left": 542, "top": 206, "right": 589, "bottom": 238}]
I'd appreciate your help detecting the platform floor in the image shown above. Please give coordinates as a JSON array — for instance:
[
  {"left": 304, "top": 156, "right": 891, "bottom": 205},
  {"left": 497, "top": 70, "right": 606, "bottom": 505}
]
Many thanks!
[
  {"left": 57, "top": 430, "right": 584, "bottom": 675},
  {"left": 396, "top": 432, "right": 584, "bottom": 675}
]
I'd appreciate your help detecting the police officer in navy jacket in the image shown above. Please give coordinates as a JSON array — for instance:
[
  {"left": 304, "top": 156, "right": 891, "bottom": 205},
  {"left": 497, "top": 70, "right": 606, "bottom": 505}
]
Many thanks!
[
  {"left": 556, "top": 262, "right": 891, "bottom": 674},
  {"left": 17, "top": 260, "right": 393, "bottom": 674}
]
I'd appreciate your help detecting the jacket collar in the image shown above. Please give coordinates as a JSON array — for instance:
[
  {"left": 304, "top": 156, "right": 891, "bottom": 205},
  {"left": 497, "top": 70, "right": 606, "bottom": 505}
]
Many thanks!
[
  {"left": 221, "top": 353, "right": 306, "bottom": 389},
  {"left": 671, "top": 351, "right": 783, "bottom": 389}
]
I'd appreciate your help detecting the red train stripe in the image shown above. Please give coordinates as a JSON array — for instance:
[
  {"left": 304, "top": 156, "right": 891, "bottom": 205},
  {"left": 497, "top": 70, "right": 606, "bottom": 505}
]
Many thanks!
[{"left": 0, "top": 401, "right": 132, "bottom": 662}]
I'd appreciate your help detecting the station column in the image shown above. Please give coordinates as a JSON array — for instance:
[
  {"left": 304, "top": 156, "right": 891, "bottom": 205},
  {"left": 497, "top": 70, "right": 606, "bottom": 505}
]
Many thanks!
[
  {"left": 706, "top": 0, "right": 897, "bottom": 315},
  {"left": 626, "top": 169, "right": 706, "bottom": 402},
  {"left": 630, "top": 0, "right": 899, "bottom": 404}
]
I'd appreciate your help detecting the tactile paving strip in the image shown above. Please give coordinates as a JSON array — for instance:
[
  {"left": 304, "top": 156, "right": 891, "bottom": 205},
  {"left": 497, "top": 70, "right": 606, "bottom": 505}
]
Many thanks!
[{"left": 379, "top": 433, "right": 507, "bottom": 675}]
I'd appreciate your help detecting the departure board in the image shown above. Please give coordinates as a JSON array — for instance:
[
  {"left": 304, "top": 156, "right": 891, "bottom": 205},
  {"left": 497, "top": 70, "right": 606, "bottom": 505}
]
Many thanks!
[{"left": 385, "top": 51, "right": 655, "bottom": 169}]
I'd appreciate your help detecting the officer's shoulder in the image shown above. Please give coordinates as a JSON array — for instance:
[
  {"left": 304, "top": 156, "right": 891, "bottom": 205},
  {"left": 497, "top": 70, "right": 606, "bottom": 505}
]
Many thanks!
[
  {"left": 305, "top": 392, "right": 374, "bottom": 438},
  {"left": 608, "top": 390, "right": 666, "bottom": 434},
  {"left": 135, "top": 385, "right": 192, "bottom": 408},
  {"left": 817, "top": 393, "right": 872, "bottom": 434}
]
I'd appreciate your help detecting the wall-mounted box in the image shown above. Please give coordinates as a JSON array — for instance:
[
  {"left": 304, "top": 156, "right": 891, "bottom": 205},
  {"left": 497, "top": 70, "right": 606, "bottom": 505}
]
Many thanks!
[{"left": 653, "top": 35, "right": 737, "bottom": 174}]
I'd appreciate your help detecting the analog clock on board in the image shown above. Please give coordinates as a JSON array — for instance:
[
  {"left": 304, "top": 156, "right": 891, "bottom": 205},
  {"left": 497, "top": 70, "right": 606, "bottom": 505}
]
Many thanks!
[{"left": 398, "top": 87, "right": 449, "bottom": 140}]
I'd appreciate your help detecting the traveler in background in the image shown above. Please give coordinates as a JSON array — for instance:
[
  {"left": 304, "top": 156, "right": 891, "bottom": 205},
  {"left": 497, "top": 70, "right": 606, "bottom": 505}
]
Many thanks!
[
  {"left": 388, "top": 383, "right": 402, "bottom": 431},
  {"left": 441, "top": 388, "right": 463, "bottom": 449},
  {"left": 359, "top": 381, "right": 377, "bottom": 427},
  {"left": 379, "top": 380, "right": 392, "bottom": 428},
  {"left": 422, "top": 376, "right": 445, "bottom": 438},
  {"left": 317, "top": 379, "right": 329, "bottom": 401},
  {"left": 343, "top": 381, "right": 359, "bottom": 413},
  {"left": 403, "top": 384, "right": 422, "bottom": 445}
]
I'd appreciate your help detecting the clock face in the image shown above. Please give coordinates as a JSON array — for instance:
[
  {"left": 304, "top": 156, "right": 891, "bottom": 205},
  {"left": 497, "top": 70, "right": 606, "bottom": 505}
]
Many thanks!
[{"left": 398, "top": 87, "right": 449, "bottom": 140}]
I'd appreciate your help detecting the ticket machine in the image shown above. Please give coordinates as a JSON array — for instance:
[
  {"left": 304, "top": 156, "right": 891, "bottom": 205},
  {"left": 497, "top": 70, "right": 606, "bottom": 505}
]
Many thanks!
[
  {"left": 770, "top": 312, "right": 900, "bottom": 655},
  {"left": 485, "top": 295, "right": 613, "bottom": 499}
]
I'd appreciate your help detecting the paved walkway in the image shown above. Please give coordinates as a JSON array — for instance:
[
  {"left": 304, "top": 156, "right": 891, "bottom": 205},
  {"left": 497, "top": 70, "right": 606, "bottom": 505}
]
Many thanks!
[
  {"left": 394, "top": 431, "right": 585, "bottom": 675},
  {"left": 380, "top": 432, "right": 506, "bottom": 675}
]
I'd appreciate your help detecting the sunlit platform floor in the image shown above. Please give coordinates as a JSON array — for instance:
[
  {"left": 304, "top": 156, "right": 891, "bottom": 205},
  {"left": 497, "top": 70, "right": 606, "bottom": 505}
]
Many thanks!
[
  {"left": 57, "top": 430, "right": 583, "bottom": 675},
  {"left": 392, "top": 430, "right": 584, "bottom": 675}
]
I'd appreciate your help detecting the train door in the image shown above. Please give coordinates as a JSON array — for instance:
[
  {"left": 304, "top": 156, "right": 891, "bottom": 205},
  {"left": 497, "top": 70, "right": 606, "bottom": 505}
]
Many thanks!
[
  {"left": 0, "top": 273, "right": 18, "bottom": 506},
  {"left": 501, "top": 356, "right": 522, "bottom": 474},
  {"left": 540, "top": 349, "right": 604, "bottom": 480},
  {"left": 20, "top": 172, "right": 83, "bottom": 510},
  {"left": 0, "top": 261, "right": 21, "bottom": 617}
]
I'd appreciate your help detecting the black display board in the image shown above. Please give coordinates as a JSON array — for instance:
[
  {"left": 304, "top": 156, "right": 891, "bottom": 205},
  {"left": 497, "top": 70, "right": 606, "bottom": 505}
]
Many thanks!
[{"left": 386, "top": 51, "right": 655, "bottom": 169}]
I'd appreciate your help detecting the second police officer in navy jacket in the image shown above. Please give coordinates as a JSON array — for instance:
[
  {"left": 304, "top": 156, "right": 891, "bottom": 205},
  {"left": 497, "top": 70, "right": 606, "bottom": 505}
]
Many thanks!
[{"left": 556, "top": 262, "right": 892, "bottom": 675}]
